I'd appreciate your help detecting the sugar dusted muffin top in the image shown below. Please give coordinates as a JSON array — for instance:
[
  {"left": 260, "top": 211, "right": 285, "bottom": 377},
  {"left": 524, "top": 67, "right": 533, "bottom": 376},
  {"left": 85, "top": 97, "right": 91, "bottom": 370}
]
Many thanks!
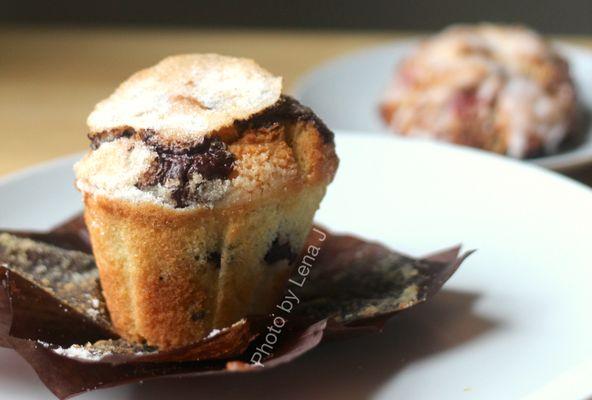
[
  {"left": 380, "top": 24, "right": 578, "bottom": 158},
  {"left": 75, "top": 54, "right": 337, "bottom": 209},
  {"left": 87, "top": 54, "right": 282, "bottom": 142}
]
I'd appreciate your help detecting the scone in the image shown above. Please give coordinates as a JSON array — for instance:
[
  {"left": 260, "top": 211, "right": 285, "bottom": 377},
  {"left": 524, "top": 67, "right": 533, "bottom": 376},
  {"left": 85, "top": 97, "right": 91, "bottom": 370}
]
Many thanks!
[
  {"left": 380, "top": 24, "right": 578, "bottom": 158},
  {"left": 74, "top": 54, "right": 338, "bottom": 349}
]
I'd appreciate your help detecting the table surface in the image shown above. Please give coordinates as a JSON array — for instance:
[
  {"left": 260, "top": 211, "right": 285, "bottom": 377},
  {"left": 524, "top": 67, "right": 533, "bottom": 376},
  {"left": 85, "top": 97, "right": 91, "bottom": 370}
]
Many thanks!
[{"left": 2, "top": 26, "right": 592, "bottom": 184}]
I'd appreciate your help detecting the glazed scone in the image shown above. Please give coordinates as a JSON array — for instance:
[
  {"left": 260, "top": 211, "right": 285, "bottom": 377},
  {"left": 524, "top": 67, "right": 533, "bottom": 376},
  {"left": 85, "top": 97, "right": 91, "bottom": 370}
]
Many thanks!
[
  {"left": 74, "top": 54, "right": 338, "bottom": 350},
  {"left": 380, "top": 24, "right": 578, "bottom": 158}
]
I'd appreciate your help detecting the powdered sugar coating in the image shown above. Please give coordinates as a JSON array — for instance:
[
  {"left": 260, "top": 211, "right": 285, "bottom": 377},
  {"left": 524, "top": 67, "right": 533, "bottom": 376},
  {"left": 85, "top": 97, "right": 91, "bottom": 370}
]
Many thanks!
[
  {"left": 381, "top": 24, "right": 577, "bottom": 158},
  {"left": 74, "top": 139, "right": 164, "bottom": 205},
  {"left": 87, "top": 54, "right": 282, "bottom": 142},
  {"left": 50, "top": 343, "right": 113, "bottom": 361}
]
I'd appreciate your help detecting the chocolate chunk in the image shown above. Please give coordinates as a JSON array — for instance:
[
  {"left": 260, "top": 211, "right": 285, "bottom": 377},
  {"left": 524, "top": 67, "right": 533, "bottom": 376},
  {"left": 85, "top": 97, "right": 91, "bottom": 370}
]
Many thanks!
[
  {"left": 185, "top": 138, "right": 235, "bottom": 180},
  {"left": 191, "top": 311, "right": 206, "bottom": 321},
  {"left": 236, "top": 95, "right": 334, "bottom": 144},
  {"left": 207, "top": 252, "right": 222, "bottom": 269},
  {"left": 88, "top": 127, "right": 135, "bottom": 150},
  {"left": 136, "top": 136, "right": 235, "bottom": 208},
  {"left": 264, "top": 237, "right": 295, "bottom": 264}
]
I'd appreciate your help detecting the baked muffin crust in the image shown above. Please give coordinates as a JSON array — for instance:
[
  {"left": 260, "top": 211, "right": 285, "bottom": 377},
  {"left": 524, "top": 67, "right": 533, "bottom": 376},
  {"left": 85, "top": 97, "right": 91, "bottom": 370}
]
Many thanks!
[
  {"left": 87, "top": 54, "right": 282, "bottom": 143},
  {"left": 76, "top": 55, "right": 337, "bottom": 209}
]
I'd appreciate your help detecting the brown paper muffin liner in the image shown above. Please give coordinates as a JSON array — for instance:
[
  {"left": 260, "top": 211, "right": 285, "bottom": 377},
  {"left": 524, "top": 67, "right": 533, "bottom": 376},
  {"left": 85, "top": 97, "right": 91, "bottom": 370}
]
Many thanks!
[{"left": 0, "top": 214, "right": 472, "bottom": 399}]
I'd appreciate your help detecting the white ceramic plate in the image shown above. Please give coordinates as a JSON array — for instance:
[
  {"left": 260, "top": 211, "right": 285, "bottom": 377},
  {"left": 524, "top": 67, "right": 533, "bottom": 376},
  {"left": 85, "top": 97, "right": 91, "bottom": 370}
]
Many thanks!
[
  {"left": 293, "top": 39, "right": 592, "bottom": 172},
  {"left": 1, "top": 133, "right": 592, "bottom": 399}
]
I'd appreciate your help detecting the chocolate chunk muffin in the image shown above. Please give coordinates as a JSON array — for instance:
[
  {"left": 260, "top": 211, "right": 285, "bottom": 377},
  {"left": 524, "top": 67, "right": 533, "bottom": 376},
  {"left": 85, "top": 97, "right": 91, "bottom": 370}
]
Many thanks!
[
  {"left": 74, "top": 54, "right": 338, "bottom": 349},
  {"left": 380, "top": 24, "right": 578, "bottom": 158}
]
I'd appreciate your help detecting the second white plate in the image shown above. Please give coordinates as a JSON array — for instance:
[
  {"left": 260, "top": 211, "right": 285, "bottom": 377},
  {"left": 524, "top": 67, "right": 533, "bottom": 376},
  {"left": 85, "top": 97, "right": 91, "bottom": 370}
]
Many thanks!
[{"left": 293, "top": 38, "right": 592, "bottom": 172}]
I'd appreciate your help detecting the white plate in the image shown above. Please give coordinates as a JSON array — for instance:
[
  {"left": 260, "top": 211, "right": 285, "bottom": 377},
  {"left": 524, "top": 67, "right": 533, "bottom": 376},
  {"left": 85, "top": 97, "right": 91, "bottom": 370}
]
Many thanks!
[
  {"left": 293, "top": 39, "right": 592, "bottom": 172},
  {"left": 1, "top": 133, "right": 592, "bottom": 399}
]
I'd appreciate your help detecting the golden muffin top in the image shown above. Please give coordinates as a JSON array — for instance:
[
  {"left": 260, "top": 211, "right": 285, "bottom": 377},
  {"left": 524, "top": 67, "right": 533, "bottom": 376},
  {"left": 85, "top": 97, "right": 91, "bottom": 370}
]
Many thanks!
[
  {"left": 87, "top": 54, "right": 282, "bottom": 143},
  {"left": 76, "top": 54, "right": 337, "bottom": 210}
]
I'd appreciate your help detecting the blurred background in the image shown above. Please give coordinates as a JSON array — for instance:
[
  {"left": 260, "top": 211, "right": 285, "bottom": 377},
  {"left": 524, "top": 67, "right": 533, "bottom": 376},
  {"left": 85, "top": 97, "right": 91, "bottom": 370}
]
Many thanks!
[
  {"left": 1, "top": 1, "right": 591, "bottom": 178},
  {"left": 4, "top": 0, "right": 592, "bottom": 33}
]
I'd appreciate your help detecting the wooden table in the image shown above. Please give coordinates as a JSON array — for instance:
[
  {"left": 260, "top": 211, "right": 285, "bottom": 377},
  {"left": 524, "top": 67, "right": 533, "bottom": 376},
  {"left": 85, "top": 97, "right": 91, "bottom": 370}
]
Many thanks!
[{"left": 2, "top": 26, "right": 592, "bottom": 184}]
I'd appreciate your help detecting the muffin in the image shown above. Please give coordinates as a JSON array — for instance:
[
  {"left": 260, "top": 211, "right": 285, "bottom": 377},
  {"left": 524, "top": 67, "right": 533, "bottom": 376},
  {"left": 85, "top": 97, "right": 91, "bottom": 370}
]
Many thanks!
[
  {"left": 74, "top": 54, "right": 338, "bottom": 349},
  {"left": 380, "top": 24, "right": 578, "bottom": 158}
]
